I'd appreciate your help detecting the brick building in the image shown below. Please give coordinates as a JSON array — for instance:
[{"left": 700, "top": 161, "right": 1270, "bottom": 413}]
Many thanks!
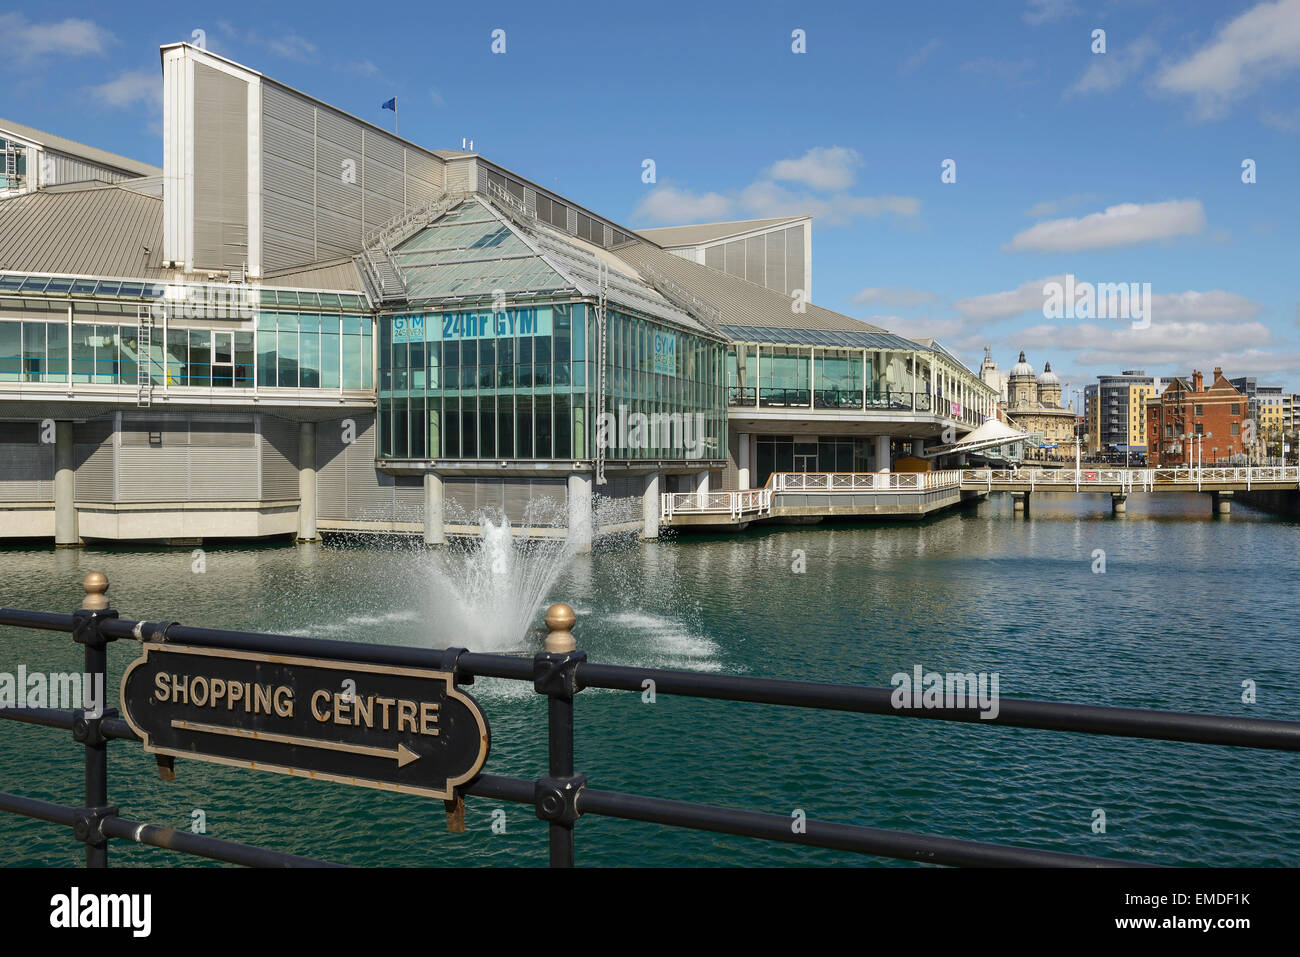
[{"left": 1146, "top": 368, "right": 1247, "bottom": 466}]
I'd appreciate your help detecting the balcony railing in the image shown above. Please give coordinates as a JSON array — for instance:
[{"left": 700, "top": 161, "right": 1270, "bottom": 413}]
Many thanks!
[{"left": 726, "top": 388, "right": 972, "bottom": 420}]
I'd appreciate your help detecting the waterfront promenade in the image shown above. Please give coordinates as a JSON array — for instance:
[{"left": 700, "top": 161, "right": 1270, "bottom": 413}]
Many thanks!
[{"left": 661, "top": 466, "right": 1300, "bottom": 527}]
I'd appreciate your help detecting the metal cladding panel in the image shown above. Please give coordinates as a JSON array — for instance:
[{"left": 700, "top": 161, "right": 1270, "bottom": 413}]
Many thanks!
[
  {"left": 259, "top": 414, "right": 299, "bottom": 500},
  {"left": 594, "top": 475, "right": 639, "bottom": 530},
  {"left": 765, "top": 232, "right": 786, "bottom": 294},
  {"left": 73, "top": 442, "right": 115, "bottom": 502},
  {"left": 0, "top": 443, "right": 54, "bottom": 502},
  {"left": 393, "top": 478, "right": 424, "bottom": 522},
  {"left": 315, "top": 416, "right": 349, "bottom": 520},
  {"left": 120, "top": 414, "right": 189, "bottom": 446},
  {"left": 188, "top": 446, "right": 260, "bottom": 500},
  {"left": 724, "top": 432, "right": 740, "bottom": 489},
  {"left": 262, "top": 85, "right": 319, "bottom": 270},
  {"left": 786, "top": 225, "right": 805, "bottom": 296},
  {"left": 116, "top": 446, "right": 191, "bottom": 501},
  {"left": 724, "top": 240, "right": 744, "bottom": 275},
  {"left": 704, "top": 245, "right": 723, "bottom": 270},
  {"left": 193, "top": 62, "right": 249, "bottom": 271},
  {"left": 47, "top": 152, "right": 133, "bottom": 186},
  {"left": 745, "top": 236, "right": 765, "bottom": 285}
]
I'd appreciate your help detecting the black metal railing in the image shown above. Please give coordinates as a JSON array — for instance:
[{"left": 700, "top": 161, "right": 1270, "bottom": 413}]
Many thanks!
[{"left": 4, "top": 575, "right": 1300, "bottom": 868}]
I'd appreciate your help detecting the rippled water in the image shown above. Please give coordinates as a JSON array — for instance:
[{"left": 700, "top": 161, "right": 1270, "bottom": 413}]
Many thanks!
[{"left": 2, "top": 491, "right": 1299, "bottom": 866}]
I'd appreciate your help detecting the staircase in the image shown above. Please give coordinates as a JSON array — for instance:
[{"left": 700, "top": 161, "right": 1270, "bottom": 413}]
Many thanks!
[{"left": 357, "top": 190, "right": 468, "bottom": 303}]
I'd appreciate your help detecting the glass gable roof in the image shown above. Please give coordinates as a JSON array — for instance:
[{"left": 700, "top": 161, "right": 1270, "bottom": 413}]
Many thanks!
[{"left": 720, "top": 324, "right": 925, "bottom": 351}]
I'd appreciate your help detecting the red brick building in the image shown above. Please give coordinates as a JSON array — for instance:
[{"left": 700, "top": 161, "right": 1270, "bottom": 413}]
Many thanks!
[{"left": 1146, "top": 368, "right": 1247, "bottom": 466}]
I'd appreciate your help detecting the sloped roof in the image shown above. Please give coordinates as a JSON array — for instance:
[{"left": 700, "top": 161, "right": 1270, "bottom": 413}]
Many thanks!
[
  {"left": 0, "top": 117, "right": 162, "bottom": 178},
  {"left": 262, "top": 259, "right": 365, "bottom": 292},
  {"left": 0, "top": 182, "right": 163, "bottom": 277},
  {"left": 610, "top": 239, "right": 886, "bottom": 335},
  {"left": 636, "top": 216, "right": 808, "bottom": 247},
  {"left": 924, "top": 417, "right": 1037, "bottom": 455}
]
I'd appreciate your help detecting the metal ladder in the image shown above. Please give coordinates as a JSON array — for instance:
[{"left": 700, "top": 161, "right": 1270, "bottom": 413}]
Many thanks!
[
  {"left": 595, "top": 261, "right": 608, "bottom": 486},
  {"left": 136, "top": 305, "right": 153, "bottom": 407}
]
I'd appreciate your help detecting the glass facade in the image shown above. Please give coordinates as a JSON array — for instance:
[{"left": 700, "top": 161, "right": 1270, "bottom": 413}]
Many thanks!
[
  {"left": 727, "top": 344, "right": 928, "bottom": 411},
  {"left": 377, "top": 304, "right": 726, "bottom": 462},
  {"left": 0, "top": 315, "right": 370, "bottom": 390}
]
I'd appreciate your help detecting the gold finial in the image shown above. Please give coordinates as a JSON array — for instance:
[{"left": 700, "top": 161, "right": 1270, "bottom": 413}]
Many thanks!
[
  {"left": 543, "top": 602, "right": 576, "bottom": 653},
  {"left": 81, "top": 572, "right": 109, "bottom": 612}
]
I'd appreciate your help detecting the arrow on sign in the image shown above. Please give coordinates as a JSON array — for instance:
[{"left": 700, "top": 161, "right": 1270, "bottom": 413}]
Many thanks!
[{"left": 172, "top": 720, "right": 422, "bottom": 766}]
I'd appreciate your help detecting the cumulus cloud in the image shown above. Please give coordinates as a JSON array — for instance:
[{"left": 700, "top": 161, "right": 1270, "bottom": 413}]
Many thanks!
[
  {"left": 89, "top": 71, "right": 161, "bottom": 110},
  {"left": 850, "top": 287, "right": 942, "bottom": 308},
  {"left": 1156, "top": 0, "right": 1300, "bottom": 118},
  {"left": 1023, "top": 0, "right": 1079, "bottom": 25},
  {"left": 1004, "top": 200, "right": 1207, "bottom": 252},
  {"left": 0, "top": 14, "right": 113, "bottom": 62},
  {"left": 632, "top": 148, "right": 920, "bottom": 228},
  {"left": 1066, "top": 37, "right": 1158, "bottom": 96},
  {"left": 1017, "top": 319, "right": 1275, "bottom": 367},
  {"left": 900, "top": 38, "right": 942, "bottom": 75},
  {"left": 955, "top": 276, "right": 1069, "bottom": 321},
  {"left": 766, "top": 146, "right": 862, "bottom": 191}
]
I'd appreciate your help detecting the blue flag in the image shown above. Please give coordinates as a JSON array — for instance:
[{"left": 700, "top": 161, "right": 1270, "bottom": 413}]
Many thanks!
[{"left": 382, "top": 98, "right": 396, "bottom": 112}]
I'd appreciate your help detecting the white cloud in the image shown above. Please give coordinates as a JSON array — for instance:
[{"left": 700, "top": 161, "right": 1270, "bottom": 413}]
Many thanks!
[
  {"left": 900, "top": 38, "right": 942, "bottom": 74},
  {"left": 430, "top": 89, "right": 447, "bottom": 107},
  {"left": 1156, "top": 0, "right": 1300, "bottom": 118},
  {"left": 633, "top": 185, "right": 733, "bottom": 225},
  {"left": 89, "top": 71, "right": 161, "bottom": 110},
  {"left": 850, "top": 287, "right": 941, "bottom": 308},
  {"left": 766, "top": 146, "right": 862, "bottom": 191},
  {"left": 955, "top": 276, "right": 1069, "bottom": 321},
  {"left": 1066, "top": 37, "right": 1158, "bottom": 96},
  {"left": 1023, "top": 0, "right": 1079, "bottom": 26},
  {"left": 0, "top": 14, "right": 113, "bottom": 61},
  {"left": 738, "top": 180, "right": 918, "bottom": 226},
  {"left": 1017, "top": 319, "right": 1276, "bottom": 368},
  {"left": 1149, "top": 290, "right": 1263, "bottom": 322},
  {"left": 1004, "top": 200, "right": 1207, "bottom": 252},
  {"left": 346, "top": 59, "right": 380, "bottom": 77},
  {"left": 1262, "top": 106, "right": 1300, "bottom": 131}
]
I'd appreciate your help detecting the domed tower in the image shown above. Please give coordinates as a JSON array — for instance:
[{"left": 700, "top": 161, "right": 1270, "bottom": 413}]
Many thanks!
[
  {"left": 1037, "top": 361, "right": 1062, "bottom": 409},
  {"left": 1008, "top": 351, "right": 1036, "bottom": 409}
]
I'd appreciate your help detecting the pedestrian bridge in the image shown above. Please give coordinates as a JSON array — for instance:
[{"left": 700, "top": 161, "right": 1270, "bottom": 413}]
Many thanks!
[{"left": 660, "top": 466, "right": 1300, "bottom": 527}]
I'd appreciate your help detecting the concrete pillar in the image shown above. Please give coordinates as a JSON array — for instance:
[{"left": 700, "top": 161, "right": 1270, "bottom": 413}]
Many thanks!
[
  {"left": 695, "top": 469, "right": 710, "bottom": 508},
  {"left": 567, "top": 472, "right": 593, "bottom": 553},
  {"left": 737, "top": 433, "right": 751, "bottom": 489},
  {"left": 1212, "top": 490, "right": 1232, "bottom": 515},
  {"left": 1111, "top": 493, "right": 1127, "bottom": 514},
  {"left": 54, "top": 420, "right": 80, "bottom": 547},
  {"left": 295, "top": 422, "right": 319, "bottom": 543},
  {"left": 1012, "top": 491, "right": 1029, "bottom": 513},
  {"left": 875, "top": 435, "right": 891, "bottom": 472},
  {"left": 911, "top": 439, "right": 924, "bottom": 457},
  {"left": 423, "top": 471, "right": 445, "bottom": 545},
  {"left": 641, "top": 471, "right": 661, "bottom": 540}
]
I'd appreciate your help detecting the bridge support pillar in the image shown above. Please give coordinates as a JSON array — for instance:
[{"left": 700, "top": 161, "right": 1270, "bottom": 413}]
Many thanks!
[
  {"left": 874, "top": 435, "right": 891, "bottom": 472},
  {"left": 54, "top": 420, "right": 81, "bottom": 547},
  {"left": 423, "top": 471, "right": 446, "bottom": 545},
  {"left": 567, "top": 472, "right": 593, "bottom": 553},
  {"left": 1211, "top": 490, "right": 1233, "bottom": 515},
  {"left": 296, "top": 421, "right": 319, "bottom": 543},
  {"left": 1111, "top": 493, "right": 1127, "bottom": 515},
  {"left": 641, "top": 471, "right": 660, "bottom": 540},
  {"left": 1012, "top": 491, "right": 1029, "bottom": 513},
  {"left": 737, "top": 433, "right": 751, "bottom": 489}
]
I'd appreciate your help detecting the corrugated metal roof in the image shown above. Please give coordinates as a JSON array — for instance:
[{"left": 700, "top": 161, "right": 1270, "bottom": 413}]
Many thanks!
[
  {"left": 636, "top": 216, "right": 808, "bottom": 247},
  {"left": 611, "top": 240, "right": 886, "bottom": 335},
  {"left": 0, "top": 117, "right": 162, "bottom": 178},
  {"left": 0, "top": 183, "right": 164, "bottom": 277},
  {"left": 261, "top": 259, "right": 365, "bottom": 292}
]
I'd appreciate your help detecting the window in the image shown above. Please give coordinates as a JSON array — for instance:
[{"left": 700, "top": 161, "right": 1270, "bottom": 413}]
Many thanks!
[
  {"left": 1231, "top": 423, "right": 1240, "bottom": 435},
  {"left": 1194, "top": 404, "right": 1204, "bottom": 415},
  {"left": 1231, "top": 403, "right": 1240, "bottom": 415}
]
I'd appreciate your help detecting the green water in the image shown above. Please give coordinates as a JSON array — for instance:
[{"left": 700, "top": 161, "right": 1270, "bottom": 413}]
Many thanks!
[{"left": 2, "top": 492, "right": 1299, "bottom": 866}]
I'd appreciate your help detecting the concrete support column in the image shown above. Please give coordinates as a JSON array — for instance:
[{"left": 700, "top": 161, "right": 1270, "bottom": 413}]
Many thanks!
[
  {"left": 737, "top": 433, "right": 751, "bottom": 489},
  {"left": 423, "top": 471, "right": 445, "bottom": 545},
  {"left": 1012, "top": 491, "right": 1030, "bottom": 513},
  {"left": 695, "top": 469, "right": 710, "bottom": 508},
  {"left": 642, "top": 471, "right": 661, "bottom": 540},
  {"left": 567, "top": 472, "right": 594, "bottom": 553},
  {"left": 911, "top": 439, "right": 924, "bottom": 457},
  {"left": 1111, "top": 493, "right": 1127, "bottom": 514},
  {"left": 296, "top": 421, "right": 319, "bottom": 543},
  {"left": 874, "top": 435, "right": 891, "bottom": 472},
  {"left": 1212, "top": 490, "right": 1233, "bottom": 515},
  {"left": 54, "top": 420, "right": 80, "bottom": 548}
]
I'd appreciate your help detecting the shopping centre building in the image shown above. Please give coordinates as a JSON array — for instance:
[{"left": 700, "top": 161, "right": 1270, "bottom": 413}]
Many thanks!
[{"left": 0, "top": 42, "right": 997, "bottom": 548}]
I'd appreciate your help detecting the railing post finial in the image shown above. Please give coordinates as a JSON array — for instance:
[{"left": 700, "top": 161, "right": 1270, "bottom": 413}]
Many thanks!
[
  {"left": 543, "top": 603, "right": 577, "bottom": 654},
  {"left": 81, "top": 572, "right": 109, "bottom": 612}
]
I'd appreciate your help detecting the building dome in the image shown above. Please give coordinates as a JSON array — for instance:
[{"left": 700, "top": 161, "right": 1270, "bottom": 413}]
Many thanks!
[
  {"left": 1038, "top": 361, "right": 1059, "bottom": 386},
  {"left": 1010, "top": 351, "right": 1034, "bottom": 378}
]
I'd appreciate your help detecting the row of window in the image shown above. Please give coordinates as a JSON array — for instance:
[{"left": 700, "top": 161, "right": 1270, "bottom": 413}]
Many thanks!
[{"left": 0, "top": 316, "right": 372, "bottom": 390}]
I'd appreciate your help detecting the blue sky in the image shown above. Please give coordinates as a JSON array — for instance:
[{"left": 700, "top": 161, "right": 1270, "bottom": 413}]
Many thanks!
[{"left": 3, "top": 0, "right": 1299, "bottom": 403}]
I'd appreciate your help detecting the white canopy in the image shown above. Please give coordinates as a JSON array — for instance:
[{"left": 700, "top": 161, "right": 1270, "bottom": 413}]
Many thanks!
[{"left": 922, "top": 418, "right": 1041, "bottom": 457}]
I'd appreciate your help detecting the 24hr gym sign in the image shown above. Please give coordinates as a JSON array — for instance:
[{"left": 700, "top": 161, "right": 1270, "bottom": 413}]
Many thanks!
[{"left": 120, "top": 644, "right": 490, "bottom": 799}]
